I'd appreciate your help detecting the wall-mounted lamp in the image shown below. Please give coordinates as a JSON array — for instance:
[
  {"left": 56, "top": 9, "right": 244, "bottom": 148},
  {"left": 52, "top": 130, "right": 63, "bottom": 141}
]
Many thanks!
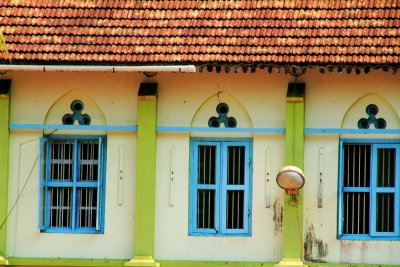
[{"left": 276, "top": 166, "right": 305, "bottom": 195}]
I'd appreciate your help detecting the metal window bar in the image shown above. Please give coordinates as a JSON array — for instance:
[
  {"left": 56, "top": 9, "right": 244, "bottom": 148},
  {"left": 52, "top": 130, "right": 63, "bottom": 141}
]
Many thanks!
[
  {"left": 227, "top": 190, "right": 244, "bottom": 229},
  {"left": 71, "top": 139, "right": 78, "bottom": 231},
  {"left": 193, "top": 140, "right": 250, "bottom": 234},
  {"left": 374, "top": 147, "right": 396, "bottom": 234},
  {"left": 227, "top": 146, "right": 245, "bottom": 185},
  {"left": 50, "top": 142, "right": 73, "bottom": 181},
  {"left": 79, "top": 142, "right": 99, "bottom": 181},
  {"left": 77, "top": 188, "right": 98, "bottom": 228},
  {"left": 195, "top": 144, "right": 217, "bottom": 230},
  {"left": 225, "top": 145, "right": 246, "bottom": 230},
  {"left": 343, "top": 144, "right": 371, "bottom": 234},
  {"left": 376, "top": 193, "right": 395, "bottom": 232},
  {"left": 197, "top": 189, "right": 215, "bottom": 229},
  {"left": 344, "top": 144, "right": 370, "bottom": 187},
  {"left": 198, "top": 145, "right": 215, "bottom": 185},
  {"left": 377, "top": 148, "right": 395, "bottom": 187},
  {"left": 77, "top": 139, "right": 100, "bottom": 229},
  {"left": 49, "top": 187, "right": 71, "bottom": 228},
  {"left": 44, "top": 138, "right": 103, "bottom": 231},
  {"left": 343, "top": 192, "right": 370, "bottom": 234}
]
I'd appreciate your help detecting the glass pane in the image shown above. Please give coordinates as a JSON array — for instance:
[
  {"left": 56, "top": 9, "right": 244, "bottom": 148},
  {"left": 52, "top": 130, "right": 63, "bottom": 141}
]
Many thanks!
[
  {"left": 197, "top": 189, "right": 215, "bottom": 229},
  {"left": 226, "top": 190, "right": 244, "bottom": 229},
  {"left": 344, "top": 144, "right": 370, "bottom": 187},
  {"left": 377, "top": 148, "right": 395, "bottom": 187},
  {"left": 50, "top": 142, "right": 73, "bottom": 181},
  {"left": 376, "top": 193, "right": 394, "bottom": 232},
  {"left": 197, "top": 145, "right": 216, "bottom": 184},
  {"left": 227, "top": 146, "right": 245, "bottom": 185},
  {"left": 79, "top": 141, "right": 99, "bottom": 181},
  {"left": 343, "top": 192, "right": 369, "bottom": 234},
  {"left": 49, "top": 187, "right": 71, "bottom": 228},
  {"left": 77, "top": 188, "right": 98, "bottom": 228}
]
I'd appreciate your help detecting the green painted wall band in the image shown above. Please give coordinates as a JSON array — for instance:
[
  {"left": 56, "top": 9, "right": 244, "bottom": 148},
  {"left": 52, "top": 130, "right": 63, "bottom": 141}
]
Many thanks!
[
  {"left": 134, "top": 83, "right": 158, "bottom": 257},
  {"left": 1, "top": 258, "right": 399, "bottom": 267},
  {"left": 0, "top": 80, "right": 11, "bottom": 257},
  {"left": 283, "top": 83, "right": 305, "bottom": 259}
]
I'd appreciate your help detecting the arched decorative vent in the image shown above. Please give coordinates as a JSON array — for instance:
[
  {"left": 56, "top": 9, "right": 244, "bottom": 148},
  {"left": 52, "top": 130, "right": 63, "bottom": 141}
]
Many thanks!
[
  {"left": 208, "top": 103, "right": 237, "bottom": 128},
  {"left": 62, "top": 100, "right": 91, "bottom": 125},
  {"left": 357, "top": 104, "right": 386, "bottom": 129}
]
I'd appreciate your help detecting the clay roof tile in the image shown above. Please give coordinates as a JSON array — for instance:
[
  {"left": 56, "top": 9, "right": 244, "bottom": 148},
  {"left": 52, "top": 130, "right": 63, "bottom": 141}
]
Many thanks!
[{"left": 1, "top": 0, "right": 399, "bottom": 65}]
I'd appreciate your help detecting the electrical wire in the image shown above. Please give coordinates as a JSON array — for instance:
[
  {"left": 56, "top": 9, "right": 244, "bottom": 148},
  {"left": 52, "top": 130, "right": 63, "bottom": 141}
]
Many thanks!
[
  {"left": 0, "top": 155, "right": 38, "bottom": 230},
  {"left": 0, "top": 129, "right": 57, "bottom": 230},
  {"left": 295, "top": 203, "right": 303, "bottom": 251}
]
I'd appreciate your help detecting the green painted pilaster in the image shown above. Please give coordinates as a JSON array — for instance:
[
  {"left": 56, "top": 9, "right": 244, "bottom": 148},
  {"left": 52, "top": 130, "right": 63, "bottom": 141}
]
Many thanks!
[
  {"left": 126, "top": 83, "right": 159, "bottom": 267},
  {"left": 276, "top": 83, "right": 306, "bottom": 267},
  {"left": 0, "top": 80, "right": 11, "bottom": 260}
]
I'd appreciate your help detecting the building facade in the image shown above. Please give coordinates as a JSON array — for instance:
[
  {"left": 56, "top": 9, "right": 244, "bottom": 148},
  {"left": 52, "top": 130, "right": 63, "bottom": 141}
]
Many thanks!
[{"left": 0, "top": 1, "right": 400, "bottom": 267}]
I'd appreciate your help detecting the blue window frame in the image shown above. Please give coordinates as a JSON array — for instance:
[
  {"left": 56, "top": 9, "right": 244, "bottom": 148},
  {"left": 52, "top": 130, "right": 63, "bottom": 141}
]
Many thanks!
[
  {"left": 338, "top": 139, "right": 400, "bottom": 240},
  {"left": 38, "top": 135, "right": 106, "bottom": 233},
  {"left": 189, "top": 138, "right": 252, "bottom": 236}
]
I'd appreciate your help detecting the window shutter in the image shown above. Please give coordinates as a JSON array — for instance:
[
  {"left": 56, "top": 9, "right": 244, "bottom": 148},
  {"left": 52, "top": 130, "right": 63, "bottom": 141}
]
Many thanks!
[
  {"left": 371, "top": 144, "right": 400, "bottom": 237},
  {"left": 221, "top": 141, "right": 250, "bottom": 235},
  {"left": 96, "top": 137, "right": 103, "bottom": 231},
  {"left": 38, "top": 137, "right": 48, "bottom": 231}
]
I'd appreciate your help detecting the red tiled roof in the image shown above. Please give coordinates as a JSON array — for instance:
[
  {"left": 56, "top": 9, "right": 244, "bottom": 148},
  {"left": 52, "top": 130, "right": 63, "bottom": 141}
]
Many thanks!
[{"left": 0, "top": 0, "right": 399, "bottom": 68}]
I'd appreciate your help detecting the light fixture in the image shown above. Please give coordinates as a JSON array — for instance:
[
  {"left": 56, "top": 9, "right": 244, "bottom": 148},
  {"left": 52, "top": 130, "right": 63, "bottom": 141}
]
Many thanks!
[{"left": 276, "top": 166, "right": 305, "bottom": 195}]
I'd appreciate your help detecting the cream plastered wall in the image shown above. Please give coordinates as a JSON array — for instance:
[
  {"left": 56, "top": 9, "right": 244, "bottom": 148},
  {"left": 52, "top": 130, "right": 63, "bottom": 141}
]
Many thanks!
[
  {"left": 153, "top": 71, "right": 289, "bottom": 261},
  {"left": 4, "top": 71, "right": 144, "bottom": 259},
  {"left": 302, "top": 70, "right": 400, "bottom": 265},
  {"left": 5, "top": 69, "right": 399, "bottom": 263}
]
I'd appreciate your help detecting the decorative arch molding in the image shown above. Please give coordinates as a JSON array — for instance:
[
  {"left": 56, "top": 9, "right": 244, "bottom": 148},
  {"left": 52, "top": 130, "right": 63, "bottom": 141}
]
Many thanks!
[
  {"left": 44, "top": 89, "right": 107, "bottom": 134},
  {"left": 341, "top": 93, "right": 400, "bottom": 138},
  {"left": 190, "top": 92, "right": 253, "bottom": 137}
]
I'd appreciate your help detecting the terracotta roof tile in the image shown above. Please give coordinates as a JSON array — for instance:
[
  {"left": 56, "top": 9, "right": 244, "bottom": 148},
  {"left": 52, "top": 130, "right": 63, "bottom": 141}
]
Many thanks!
[{"left": 1, "top": 0, "right": 399, "bottom": 65}]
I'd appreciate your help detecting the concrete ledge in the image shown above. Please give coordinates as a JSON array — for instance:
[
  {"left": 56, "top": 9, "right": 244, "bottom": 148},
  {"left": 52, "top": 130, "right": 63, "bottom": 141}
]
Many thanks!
[
  {"left": 275, "top": 258, "right": 307, "bottom": 267},
  {"left": 125, "top": 256, "right": 160, "bottom": 267},
  {"left": 0, "top": 256, "right": 8, "bottom": 266}
]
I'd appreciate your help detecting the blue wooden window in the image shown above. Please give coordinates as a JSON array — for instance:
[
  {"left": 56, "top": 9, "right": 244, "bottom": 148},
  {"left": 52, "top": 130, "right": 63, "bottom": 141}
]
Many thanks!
[
  {"left": 189, "top": 138, "right": 252, "bottom": 236},
  {"left": 338, "top": 139, "right": 400, "bottom": 240},
  {"left": 38, "top": 135, "right": 106, "bottom": 233}
]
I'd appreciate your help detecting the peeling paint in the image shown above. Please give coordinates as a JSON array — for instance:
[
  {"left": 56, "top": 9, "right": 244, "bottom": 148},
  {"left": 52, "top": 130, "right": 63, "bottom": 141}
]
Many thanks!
[
  {"left": 273, "top": 198, "right": 283, "bottom": 235},
  {"left": 304, "top": 222, "right": 328, "bottom": 262}
]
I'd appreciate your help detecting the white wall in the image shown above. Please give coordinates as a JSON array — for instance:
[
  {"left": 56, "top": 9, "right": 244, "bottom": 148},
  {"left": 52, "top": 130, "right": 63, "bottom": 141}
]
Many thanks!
[
  {"left": 4, "top": 69, "right": 400, "bottom": 264},
  {"left": 154, "top": 72, "right": 288, "bottom": 261},
  {"left": 6, "top": 71, "right": 142, "bottom": 258},
  {"left": 303, "top": 70, "right": 400, "bottom": 264}
]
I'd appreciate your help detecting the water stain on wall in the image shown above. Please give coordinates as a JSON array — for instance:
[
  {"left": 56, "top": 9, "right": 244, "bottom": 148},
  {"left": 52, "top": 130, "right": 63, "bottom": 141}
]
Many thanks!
[
  {"left": 273, "top": 198, "right": 283, "bottom": 235},
  {"left": 304, "top": 222, "right": 328, "bottom": 262},
  {"left": 360, "top": 241, "right": 367, "bottom": 264},
  {"left": 340, "top": 240, "right": 353, "bottom": 263}
]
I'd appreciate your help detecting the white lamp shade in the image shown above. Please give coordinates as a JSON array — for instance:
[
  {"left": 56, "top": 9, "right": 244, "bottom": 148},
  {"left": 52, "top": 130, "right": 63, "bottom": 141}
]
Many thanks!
[{"left": 276, "top": 166, "right": 305, "bottom": 193}]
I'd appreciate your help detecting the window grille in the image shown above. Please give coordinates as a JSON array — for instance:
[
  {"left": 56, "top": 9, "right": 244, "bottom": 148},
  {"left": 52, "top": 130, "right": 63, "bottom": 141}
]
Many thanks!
[
  {"left": 339, "top": 141, "right": 400, "bottom": 239},
  {"left": 190, "top": 138, "right": 252, "bottom": 236},
  {"left": 39, "top": 136, "right": 105, "bottom": 233}
]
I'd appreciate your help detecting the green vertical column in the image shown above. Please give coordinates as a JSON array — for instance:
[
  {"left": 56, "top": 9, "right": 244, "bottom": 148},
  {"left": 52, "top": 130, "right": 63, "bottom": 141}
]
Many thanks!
[
  {"left": 126, "top": 83, "right": 159, "bottom": 267},
  {"left": 276, "top": 83, "right": 306, "bottom": 267},
  {"left": 0, "top": 80, "right": 11, "bottom": 263}
]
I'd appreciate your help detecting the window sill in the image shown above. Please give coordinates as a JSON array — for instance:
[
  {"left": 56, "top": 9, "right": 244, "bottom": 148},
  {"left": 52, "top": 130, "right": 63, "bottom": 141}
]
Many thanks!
[
  {"left": 189, "top": 232, "right": 251, "bottom": 237},
  {"left": 5, "top": 257, "right": 127, "bottom": 266},
  {"left": 40, "top": 228, "right": 104, "bottom": 234},
  {"left": 338, "top": 234, "right": 400, "bottom": 240}
]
